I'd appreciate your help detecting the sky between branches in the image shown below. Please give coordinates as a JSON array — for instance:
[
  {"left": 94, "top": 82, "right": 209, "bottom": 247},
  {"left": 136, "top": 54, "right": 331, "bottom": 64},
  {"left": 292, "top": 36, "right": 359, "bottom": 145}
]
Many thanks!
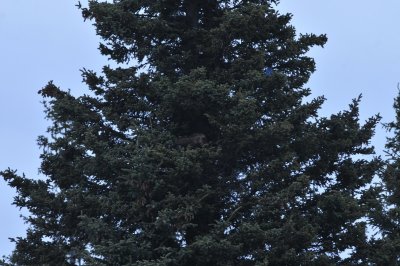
[{"left": 1, "top": 0, "right": 399, "bottom": 256}]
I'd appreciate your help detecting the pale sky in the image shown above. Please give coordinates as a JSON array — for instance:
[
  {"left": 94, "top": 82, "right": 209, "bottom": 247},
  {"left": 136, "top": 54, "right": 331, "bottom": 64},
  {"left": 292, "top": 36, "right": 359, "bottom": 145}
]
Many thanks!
[{"left": 1, "top": 0, "right": 399, "bottom": 256}]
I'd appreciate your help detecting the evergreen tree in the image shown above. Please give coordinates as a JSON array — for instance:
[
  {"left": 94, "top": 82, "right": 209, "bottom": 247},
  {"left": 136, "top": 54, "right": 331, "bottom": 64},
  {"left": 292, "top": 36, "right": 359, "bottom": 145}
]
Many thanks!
[
  {"left": 1, "top": 1, "right": 382, "bottom": 265},
  {"left": 365, "top": 92, "right": 400, "bottom": 265}
]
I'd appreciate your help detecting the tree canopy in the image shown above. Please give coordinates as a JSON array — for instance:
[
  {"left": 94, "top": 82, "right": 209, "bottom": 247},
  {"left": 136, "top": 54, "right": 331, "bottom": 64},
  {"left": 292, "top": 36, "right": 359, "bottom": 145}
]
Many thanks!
[{"left": 2, "top": 0, "right": 396, "bottom": 265}]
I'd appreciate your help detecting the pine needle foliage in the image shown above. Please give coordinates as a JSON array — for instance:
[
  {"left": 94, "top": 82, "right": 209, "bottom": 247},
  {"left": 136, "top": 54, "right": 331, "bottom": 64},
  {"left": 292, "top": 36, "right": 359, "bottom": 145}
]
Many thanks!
[{"left": 1, "top": 1, "right": 383, "bottom": 265}]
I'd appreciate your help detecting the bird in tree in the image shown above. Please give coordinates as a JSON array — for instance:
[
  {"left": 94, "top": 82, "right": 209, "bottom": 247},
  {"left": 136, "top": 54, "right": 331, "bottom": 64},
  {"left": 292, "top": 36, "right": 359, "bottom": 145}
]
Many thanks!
[{"left": 1, "top": 1, "right": 383, "bottom": 265}]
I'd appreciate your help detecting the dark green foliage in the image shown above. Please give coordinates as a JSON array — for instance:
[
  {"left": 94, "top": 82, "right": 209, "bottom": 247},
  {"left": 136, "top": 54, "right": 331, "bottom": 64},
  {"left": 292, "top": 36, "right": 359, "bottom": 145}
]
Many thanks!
[
  {"left": 2, "top": 1, "right": 383, "bottom": 265},
  {"left": 363, "top": 92, "right": 400, "bottom": 265}
]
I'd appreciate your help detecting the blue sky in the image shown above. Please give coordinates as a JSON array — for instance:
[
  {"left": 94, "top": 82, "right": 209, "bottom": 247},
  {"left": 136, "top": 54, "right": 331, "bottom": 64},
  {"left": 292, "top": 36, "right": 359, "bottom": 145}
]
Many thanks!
[{"left": 1, "top": 0, "right": 400, "bottom": 256}]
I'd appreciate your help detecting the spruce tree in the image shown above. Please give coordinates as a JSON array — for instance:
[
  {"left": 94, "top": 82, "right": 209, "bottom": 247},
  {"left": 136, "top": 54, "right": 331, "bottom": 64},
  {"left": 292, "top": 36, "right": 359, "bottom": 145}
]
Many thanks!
[
  {"left": 1, "top": 1, "right": 382, "bottom": 265},
  {"left": 365, "top": 93, "right": 400, "bottom": 265}
]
